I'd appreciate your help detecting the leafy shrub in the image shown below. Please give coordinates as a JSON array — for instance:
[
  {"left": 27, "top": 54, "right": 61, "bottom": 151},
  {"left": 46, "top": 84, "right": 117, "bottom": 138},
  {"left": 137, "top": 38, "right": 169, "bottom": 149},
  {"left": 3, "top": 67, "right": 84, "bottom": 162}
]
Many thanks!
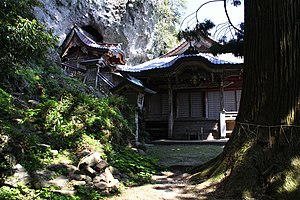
[
  {"left": 0, "top": 185, "right": 35, "bottom": 200},
  {"left": 0, "top": 88, "right": 12, "bottom": 116},
  {"left": 0, "top": 185, "right": 102, "bottom": 200},
  {"left": 0, "top": 0, "right": 57, "bottom": 76}
]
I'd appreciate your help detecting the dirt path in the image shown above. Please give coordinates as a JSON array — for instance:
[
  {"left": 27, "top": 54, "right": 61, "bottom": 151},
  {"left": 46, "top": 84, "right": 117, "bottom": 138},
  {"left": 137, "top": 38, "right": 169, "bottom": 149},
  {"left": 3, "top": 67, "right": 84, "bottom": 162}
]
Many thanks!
[
  {"left": 108, "top": 171, "right": 195, "bottom": 200},
  {"left": 107, "top": 168, "right": 218, "bottom": 200},
  {"left": 106, "top": 145, "right": 223, "bottom": 200}
]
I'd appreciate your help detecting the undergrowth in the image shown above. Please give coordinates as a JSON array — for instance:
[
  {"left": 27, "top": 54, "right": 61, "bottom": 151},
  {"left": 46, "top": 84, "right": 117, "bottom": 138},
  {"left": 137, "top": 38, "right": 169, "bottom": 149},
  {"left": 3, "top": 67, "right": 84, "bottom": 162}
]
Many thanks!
[{"left": 0, "top": 64, "right": 157, "bottom": 199}]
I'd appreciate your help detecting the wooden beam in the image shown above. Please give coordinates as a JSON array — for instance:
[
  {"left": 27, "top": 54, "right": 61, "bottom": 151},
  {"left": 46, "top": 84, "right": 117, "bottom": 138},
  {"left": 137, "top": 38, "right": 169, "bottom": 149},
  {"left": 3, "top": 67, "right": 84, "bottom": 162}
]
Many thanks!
[
  {"left": 168, "top": 77, "right": 174, "bottom": 139},
  {"left": 220, "top": 74, "right": 227, "bottom": 138}
]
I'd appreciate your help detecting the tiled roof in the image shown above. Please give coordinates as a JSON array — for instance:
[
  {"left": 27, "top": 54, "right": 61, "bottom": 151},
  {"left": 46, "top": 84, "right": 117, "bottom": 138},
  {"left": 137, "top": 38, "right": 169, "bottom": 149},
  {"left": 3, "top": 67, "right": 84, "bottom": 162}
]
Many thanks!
[
  {"left": 120, "top": 53, "right": 243, "bottom": 72},
  {"left": 74, "top": 27, "right": 122, "bottom": 52},
  {"left": 61, "top": 26, "right": 126, "bottom": 64}
]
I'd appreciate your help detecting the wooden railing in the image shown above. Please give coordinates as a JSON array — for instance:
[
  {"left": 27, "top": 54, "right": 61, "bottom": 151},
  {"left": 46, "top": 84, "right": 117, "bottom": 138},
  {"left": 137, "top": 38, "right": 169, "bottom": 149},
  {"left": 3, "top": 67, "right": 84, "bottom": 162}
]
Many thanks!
[{"left": 225, "top": 111, "right": 238, "bottom": 120}]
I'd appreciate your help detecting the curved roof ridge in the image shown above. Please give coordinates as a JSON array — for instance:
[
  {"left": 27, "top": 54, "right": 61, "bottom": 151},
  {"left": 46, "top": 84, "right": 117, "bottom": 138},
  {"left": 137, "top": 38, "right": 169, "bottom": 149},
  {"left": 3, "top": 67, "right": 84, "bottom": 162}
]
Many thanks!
[{"left": 120, "top": 53, "right": 243, "bottom": 72}]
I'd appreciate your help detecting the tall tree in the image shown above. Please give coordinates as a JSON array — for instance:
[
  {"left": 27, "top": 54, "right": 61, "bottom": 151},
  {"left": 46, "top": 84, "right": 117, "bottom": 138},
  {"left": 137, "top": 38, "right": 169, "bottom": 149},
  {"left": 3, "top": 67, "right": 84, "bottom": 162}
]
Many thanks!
[
  {"left": 152, "top": 0, "right": 187, "bottom": 57},
  {"left": 190, "top": 0, "right": 300, "bottom": 199}
]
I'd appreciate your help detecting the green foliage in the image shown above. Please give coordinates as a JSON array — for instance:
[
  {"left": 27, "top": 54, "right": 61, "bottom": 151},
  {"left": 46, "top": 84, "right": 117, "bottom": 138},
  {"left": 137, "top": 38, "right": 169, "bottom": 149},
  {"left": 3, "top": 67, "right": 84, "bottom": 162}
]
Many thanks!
[
  {"left": 0, "top": 78, "right": 135, "bottom": 171},
  {"left": 0, "top": 0, "right": 42, "bottom": 21},
  {"left": 0, "top": 185, "right": 35, "bottom": 200},
  {"left": 211, "top": 22, "right": 244, "bottom": 56},
  {"left": 0, "top": 0, "right": 57, "bottom": 76},
  {"left": 75, "top": 186, "right": 105, "bottom": 200},
  {"left": 177, "top": 19, "right": 215, "bottom": 41},
  {"left": 0, "top": 88, "right": 12, "bottom": 116},
  {"left": 6, "top": 92, "right": 134, "bottom": 171},
  {"left": 151, "top": 0, "right": 187, "bottom": 57},
  {"left": 178, "top": 19, "right": 244, "bottom": 56},
  {"left": 109, "top": 146, "right": 161, "bottom": 185},
  {"left": 36, "top": 187, "right": 80, "bottom": 200},
  {"left": 0, "top": 185, "right": 99, "bottom": 200}
]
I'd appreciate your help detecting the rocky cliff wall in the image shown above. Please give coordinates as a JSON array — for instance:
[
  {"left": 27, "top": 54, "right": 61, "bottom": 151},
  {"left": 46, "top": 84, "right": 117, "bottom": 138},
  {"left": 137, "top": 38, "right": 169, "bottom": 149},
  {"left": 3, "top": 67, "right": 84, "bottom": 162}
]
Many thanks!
[{"left": 34, "top": 0, "right": 158, "bottom": 65}]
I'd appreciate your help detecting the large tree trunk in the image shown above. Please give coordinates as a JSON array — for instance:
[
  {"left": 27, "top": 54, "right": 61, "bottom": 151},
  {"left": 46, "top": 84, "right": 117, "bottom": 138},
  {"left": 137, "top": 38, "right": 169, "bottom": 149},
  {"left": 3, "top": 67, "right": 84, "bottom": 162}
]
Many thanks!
[{"left": 192, "top": 1, "right": 300, "bottom": 199}]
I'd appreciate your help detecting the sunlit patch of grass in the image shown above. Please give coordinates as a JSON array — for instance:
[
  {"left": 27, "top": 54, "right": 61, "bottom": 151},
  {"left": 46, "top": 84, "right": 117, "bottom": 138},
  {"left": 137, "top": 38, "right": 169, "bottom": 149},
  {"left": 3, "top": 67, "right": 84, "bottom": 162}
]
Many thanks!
[
  {"left": 77, "top": 134, "right": 104, "bottom": 154},
  {"left": 52, "top": 149, "right": 74, "bottom": 165},
  {"left": 146, "top": 145, "right": 223, "bottom": 167}
]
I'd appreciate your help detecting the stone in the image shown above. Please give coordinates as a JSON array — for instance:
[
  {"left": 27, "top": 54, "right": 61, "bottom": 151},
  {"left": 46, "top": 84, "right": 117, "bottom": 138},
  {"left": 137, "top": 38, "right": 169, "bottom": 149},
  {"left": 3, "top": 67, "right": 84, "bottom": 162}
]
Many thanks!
[
  {"left": 66, "top": 164, "right": 79, "bottom": 174},
  {"left": 107, "top": 178, "right": 120, "bottom": 190},
  {"left": 51, "top": 190, "right": 76, "bottom": 196},
  {"left": 78, "top": 152, "right": 102, "bottom": 169},
  {"left": 70, "top": 180, "right": 86, "bottom": 187},
  {"left": 32, "top": 169, "right": 56, "bottom": 189},
  {"left": 103, "top": 168, "right": 115, "bottom": 184},
  {"left": 70, "top": 173, "right": 88, "bottom": 181},
  {"left": 4, "top": 164, "right": 31, "bottom": 187},
  {"left": 94, "top": 160, "right": 109, "bottom": 172},
  {"left": 49, "top": 175, "right": 70, "bottom": 189},
  {"left": 81, "top": 166, "right": 97, "bottom": 178},
  {"left": 108, "top": 166, "right": 120, "bottom": 175},
  {"left": 93, "top": 175, "right": 105, "bottom": 183},
  {"left": 94, "top": 181, "right": 108, "bottom": 190}
]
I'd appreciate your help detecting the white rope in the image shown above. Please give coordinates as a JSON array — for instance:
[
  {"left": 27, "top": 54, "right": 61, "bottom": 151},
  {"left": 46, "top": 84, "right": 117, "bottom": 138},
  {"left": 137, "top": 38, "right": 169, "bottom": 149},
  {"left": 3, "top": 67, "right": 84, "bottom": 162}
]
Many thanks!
[
  {"left": 235, "top": 121, "right": 300, "bottom": 147},
  {"left": 236, "top": 121, "right": 300, "bottom": 128}
]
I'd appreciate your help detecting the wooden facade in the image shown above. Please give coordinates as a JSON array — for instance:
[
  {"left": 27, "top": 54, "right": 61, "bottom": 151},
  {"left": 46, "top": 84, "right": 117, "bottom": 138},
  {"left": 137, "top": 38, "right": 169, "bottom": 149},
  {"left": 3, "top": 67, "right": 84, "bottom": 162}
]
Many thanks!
[
  {"left": 61, "top": 26, "right": 243, "bottom": 140},
  {"left": 121, "top": 50, "right": 243, "bottom": 140},
  {"left": 60, "top": 25, "right": 127, "bottom": 94}
]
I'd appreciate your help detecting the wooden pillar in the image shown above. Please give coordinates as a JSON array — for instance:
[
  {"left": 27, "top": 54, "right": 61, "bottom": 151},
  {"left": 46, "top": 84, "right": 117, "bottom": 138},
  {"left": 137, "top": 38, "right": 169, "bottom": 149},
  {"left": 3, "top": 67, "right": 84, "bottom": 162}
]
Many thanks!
[
  {"left": 135, "top": 93, "right": 145, "bottom": 146},
  {"left": 168, "top": 77, "right": 174, "bottom": 139},
  {"left": 220, "top": 75, "right": 226, "bottom": 138},
  {"left": 95, "top": 66, "right": 100, "bottom": 88},
  {"left": 135, "top": 110, "right": 139, "bottom": 145}
]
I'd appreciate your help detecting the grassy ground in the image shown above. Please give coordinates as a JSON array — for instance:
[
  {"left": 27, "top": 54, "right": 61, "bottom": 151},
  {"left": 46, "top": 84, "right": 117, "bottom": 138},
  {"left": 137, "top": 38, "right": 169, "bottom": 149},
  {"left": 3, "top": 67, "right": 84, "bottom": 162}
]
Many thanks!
[
  {"left": 146, "top": 144, "right": 224, "bottom": 168},
  {"left": 106, "top": 145, "right": 225, "bottom": 200}
]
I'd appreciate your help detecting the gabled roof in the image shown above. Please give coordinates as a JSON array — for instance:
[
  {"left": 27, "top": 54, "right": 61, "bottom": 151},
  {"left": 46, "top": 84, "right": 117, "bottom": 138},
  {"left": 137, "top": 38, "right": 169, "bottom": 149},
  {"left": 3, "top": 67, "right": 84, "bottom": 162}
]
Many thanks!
[
  {"left": 160, "top": 32, "right": 218, "bottom": 58},
  {"left": 61, "top": 26, "right": 126, "bottom": 65},
  {"left": 119, "top": 31, "right": 243, "bottom": 74},
  {"left": 120, "top": 53, "right": 243, "bottom": 73}
]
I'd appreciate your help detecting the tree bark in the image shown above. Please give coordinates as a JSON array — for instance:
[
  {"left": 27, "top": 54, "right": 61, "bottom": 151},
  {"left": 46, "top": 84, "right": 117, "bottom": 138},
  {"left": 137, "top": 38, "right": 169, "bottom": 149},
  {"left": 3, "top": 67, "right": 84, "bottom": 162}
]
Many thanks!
[{"left": 193, "top": 1, "right": 300, "bottom": 199}]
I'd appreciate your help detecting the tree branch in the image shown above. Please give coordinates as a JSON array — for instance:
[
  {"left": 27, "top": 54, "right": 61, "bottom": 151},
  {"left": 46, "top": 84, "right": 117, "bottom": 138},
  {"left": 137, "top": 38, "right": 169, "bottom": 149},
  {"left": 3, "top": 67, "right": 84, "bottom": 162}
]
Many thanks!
[
  {"left": 180, "top": 0, "right": 223, "bottom": 30},
  {"left": 223, "top": 0, "right": 243, "bottom": 33}
]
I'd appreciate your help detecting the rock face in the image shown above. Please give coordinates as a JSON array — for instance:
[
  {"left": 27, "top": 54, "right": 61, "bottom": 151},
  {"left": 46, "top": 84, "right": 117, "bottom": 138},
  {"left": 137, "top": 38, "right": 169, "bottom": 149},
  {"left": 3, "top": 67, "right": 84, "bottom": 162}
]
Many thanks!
[{"left": 34, "top": 0, "right": 158, "bottom": 65}]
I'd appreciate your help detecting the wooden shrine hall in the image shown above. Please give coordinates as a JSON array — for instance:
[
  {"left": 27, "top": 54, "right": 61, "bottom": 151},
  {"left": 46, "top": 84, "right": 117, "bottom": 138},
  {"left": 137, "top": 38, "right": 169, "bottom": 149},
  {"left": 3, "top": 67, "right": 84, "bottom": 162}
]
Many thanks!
[{"left": 119, "top": 40, "right": 243, "bottom": 140}]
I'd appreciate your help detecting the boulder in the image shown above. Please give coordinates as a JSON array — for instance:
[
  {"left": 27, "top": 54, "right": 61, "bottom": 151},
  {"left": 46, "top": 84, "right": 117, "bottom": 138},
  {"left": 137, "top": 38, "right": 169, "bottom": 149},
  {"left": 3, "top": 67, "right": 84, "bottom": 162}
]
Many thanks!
[
  {"left": 4, "top": 164, "right": 31, "bottom": 187},
  {"left": 81, "top": 166, "right": 97, "bottom": 178},
  {"left": 94, "top": 181, "right": 108, "bottom": 190},
  {"left": 108, "top": 166, "right": 120, "bottom": 176},
  {"left": 49, "top": 175, "right": 70, "bottom": 189},
  {"left": 94, "top": 160, "right": 109, "bottom": 172},
  {"left": 32, "top": 169, "right": 56, "bottom": 189},
  {"left": 78, "top": 152, "right": 102, "bottom": 169},
  {"left": 70, "top": 174, "right": 89, "bottom": 181}
]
